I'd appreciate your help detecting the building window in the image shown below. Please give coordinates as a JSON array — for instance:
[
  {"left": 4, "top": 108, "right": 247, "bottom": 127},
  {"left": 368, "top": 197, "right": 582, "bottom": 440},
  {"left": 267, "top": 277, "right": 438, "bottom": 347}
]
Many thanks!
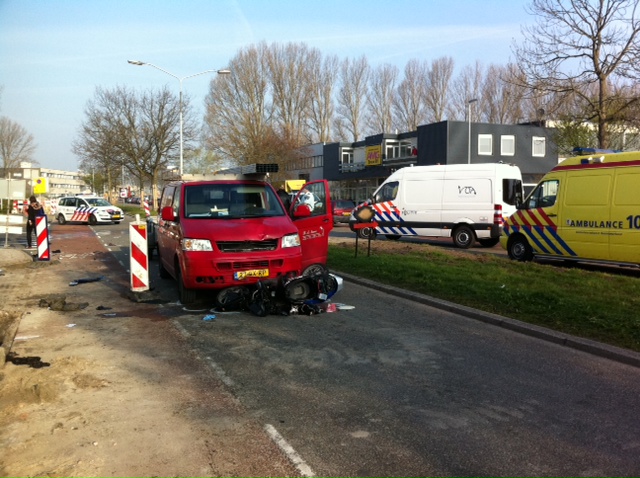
[
  {"left": 341, "top": 148, "right": 354, "bottom": 164},
  {"left": 385, "top": 140, "right": 399, "bottom": 159},
  {"left": 532, "top": 136, "right": 546, "bottom": 157},
  {"left": 478, "top": 134, "right": 493, "bottom": 155},
  {"left": 501, "top": 135, "right": 515, "bottom": 156}
]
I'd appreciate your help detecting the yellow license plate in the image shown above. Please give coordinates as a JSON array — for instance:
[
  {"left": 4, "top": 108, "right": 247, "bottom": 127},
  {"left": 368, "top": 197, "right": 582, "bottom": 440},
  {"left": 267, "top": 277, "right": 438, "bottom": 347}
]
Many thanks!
[
  {"left": 234, "top": 269, "right": 269, "bottom": 280},
  {"left": 342, "top": 212, "right": 351, "bottom": 216}
]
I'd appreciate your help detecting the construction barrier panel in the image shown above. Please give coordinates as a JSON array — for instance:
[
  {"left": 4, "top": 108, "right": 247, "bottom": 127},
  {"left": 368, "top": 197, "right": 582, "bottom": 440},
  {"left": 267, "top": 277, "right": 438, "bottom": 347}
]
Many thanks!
[
  {"left": 129, "top": 216, "right": 149, "bottom": 292},
  {"left": 36, "top": 215, "right": 50, "bottom": 261},
  {"left": 143, "top": 199, "right": 150, "bottom": 217}
]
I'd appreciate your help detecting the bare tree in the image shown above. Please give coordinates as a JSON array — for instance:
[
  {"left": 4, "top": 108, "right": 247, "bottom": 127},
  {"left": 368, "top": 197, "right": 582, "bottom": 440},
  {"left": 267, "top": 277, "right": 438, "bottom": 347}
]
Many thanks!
[
  {"left": 73, "top": 85, "right": 189, "bottom": 204},
  {"left": 449, "top": 61, "right": 485, "bottom": 121},
  {"left": 335, "top": 56, "right": 370, "bottom": 141},
  {"left": 481, "top": 63, "right": 527, "bottom": 124},
  {"left": 266, "top": 42, "right": 317, "bottom": 145},
  {"left": 514, "top": 0, "right": 640, "bottom": 148},
  {"left": 0, "top": 116, "right": 37, "bottom": 170},
  {"left": 204, "top": 43, "right": 303, "bottom": 178},
  {"left": 204, "top": 43, "right": 275, "bottom": 166},
  {"left": 425, "top": 56, "right": 455, "bottom": 123},
  {"left": 367, "top": 63, "right": 399, "bottom": 133},
  {"left": 308, "top": 54, "right": 339, "bottom": 143},
  {"left": 394, "top": 59, "right": 429, "bottom": 131}
]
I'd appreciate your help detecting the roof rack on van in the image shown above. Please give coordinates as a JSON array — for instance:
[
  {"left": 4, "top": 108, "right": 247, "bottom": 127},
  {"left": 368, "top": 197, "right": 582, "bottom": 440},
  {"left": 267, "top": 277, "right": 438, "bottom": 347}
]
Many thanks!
[
  {"left": 165, "top": 163, "right": 280, "bottom": 182},
  {"left": 221, "top": 163, "right": 279, "bottom": 175}
]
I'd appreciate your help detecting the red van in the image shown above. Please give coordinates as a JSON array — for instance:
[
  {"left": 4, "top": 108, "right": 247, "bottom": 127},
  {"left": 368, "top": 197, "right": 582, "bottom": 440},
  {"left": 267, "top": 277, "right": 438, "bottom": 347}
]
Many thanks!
[{"left": 156, "top": 175, "right": 333, "bottom": 304}]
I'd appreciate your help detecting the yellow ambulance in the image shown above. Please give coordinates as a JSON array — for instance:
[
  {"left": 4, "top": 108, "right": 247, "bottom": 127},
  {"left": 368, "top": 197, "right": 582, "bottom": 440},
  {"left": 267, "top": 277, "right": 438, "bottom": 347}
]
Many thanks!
[{"left": 501, "top": 151, "right": 640, "bottom": 267}]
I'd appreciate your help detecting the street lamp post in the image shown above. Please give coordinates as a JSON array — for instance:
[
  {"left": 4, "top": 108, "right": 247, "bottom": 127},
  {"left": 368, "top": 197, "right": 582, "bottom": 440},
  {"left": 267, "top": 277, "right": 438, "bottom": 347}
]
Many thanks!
[
  {"left": 127, "top": 60, "right": 230, "bottom": 176},
  {"left": 467, "top": 98, "right": 478, "bottom": 164}
]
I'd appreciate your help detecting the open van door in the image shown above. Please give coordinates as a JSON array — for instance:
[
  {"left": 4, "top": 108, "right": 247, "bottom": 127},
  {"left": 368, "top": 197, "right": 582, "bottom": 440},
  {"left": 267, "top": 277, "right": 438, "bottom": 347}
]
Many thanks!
[{"left": 291, "top": 180, "right": 333, "bottom": 275}]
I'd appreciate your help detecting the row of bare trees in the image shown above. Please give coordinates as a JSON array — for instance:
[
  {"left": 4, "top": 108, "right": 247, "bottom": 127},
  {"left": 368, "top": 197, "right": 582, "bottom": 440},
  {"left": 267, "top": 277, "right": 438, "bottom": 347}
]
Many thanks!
[{"left": 71, "top": 0, "right": 640, "bottom": 196}]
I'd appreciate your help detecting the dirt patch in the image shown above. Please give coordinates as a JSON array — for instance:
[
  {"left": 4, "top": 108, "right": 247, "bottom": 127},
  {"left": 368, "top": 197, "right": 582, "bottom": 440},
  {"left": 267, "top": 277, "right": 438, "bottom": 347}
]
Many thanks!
[{"left": 0, "top": 226, "right": 299, "bottom": 477}]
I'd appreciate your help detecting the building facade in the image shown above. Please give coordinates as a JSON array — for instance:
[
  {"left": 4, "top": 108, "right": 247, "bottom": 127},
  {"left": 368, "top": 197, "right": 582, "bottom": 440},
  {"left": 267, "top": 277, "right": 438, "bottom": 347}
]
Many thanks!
[
  {"left": 1, "top": 164, "right": 89, "bottom": 200},
  {"left": 290, "top": 120, "right": 559, "bottom": 202}
]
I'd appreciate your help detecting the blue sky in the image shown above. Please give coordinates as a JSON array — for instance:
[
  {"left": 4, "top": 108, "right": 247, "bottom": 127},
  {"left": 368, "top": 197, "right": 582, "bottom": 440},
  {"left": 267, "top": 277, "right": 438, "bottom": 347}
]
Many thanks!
[{"left": 0, "top": 0, "right": 533, "bottom": 171}]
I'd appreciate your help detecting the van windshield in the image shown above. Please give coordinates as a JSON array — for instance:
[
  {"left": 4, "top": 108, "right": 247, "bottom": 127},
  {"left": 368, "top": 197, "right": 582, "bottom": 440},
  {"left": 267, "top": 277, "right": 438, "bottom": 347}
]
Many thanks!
[
  {"left": 184, "top": 184, "right": 286, "bottom": 219},
  {"left": 373, "top": 181, "right": 399, "bottom": 203}
]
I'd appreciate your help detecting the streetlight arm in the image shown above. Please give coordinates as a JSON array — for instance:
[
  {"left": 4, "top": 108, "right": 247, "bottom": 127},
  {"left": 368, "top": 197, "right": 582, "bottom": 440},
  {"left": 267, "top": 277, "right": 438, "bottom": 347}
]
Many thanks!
[
  {"left": 128, "top": 60, "right": 230, "bottom": 82},
  {"left": 128, "top": 60, "right": 180, "bottom": 81}
]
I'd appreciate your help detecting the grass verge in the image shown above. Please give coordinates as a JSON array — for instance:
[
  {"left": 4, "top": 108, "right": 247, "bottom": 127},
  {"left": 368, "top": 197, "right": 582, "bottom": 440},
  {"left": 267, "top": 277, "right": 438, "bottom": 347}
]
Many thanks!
[{"left": 328, "top": 242, "right": 640, "bottom": 353}]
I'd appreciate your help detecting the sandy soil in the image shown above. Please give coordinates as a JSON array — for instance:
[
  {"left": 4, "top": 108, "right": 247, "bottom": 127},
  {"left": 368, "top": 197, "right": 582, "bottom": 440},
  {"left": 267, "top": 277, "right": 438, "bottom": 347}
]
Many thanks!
[{"left": 0, "top": 226, "right": 298, "bottom": 477}]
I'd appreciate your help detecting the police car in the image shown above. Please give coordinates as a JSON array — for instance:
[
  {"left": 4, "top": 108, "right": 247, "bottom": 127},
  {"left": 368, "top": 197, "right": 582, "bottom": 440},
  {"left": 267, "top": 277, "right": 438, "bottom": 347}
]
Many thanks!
[{"left": 56, "top": 196, "right": 123, "bottom": 225}]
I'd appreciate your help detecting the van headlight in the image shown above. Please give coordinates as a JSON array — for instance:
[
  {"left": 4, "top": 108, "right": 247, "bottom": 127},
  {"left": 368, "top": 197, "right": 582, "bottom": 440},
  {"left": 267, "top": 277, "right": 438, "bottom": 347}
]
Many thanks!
[
  {"left": 282, "top": 233, "right": 301, "bottom": 249},
  {"left": 182, "top": 239, "right": 213, "bottom": 251}
]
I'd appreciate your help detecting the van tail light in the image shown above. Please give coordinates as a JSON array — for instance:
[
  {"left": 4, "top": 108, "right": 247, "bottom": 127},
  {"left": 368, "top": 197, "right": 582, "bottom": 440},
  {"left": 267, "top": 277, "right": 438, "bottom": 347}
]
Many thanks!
[{"left": 494, "top": 204, "right": 503, "bottom": 226}]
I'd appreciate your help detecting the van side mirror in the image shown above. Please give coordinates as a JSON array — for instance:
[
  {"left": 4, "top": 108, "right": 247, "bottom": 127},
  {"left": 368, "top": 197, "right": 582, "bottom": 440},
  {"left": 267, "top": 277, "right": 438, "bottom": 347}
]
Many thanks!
[{"left": 161, "top": 206, "right": 176, "bottom": 221}]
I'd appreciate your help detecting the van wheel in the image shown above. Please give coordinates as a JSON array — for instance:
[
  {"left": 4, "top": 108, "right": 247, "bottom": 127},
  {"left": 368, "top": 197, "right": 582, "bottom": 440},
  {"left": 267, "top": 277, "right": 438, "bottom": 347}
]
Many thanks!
[
  {"left": 88, "top": 214, "right": 98, "bottom": 226},
  {"left": 177, "top": 266, "right": 197, "bottom": 305},
  {"left": 357, "top": 227, "right": 377, "bottom": 240},
  {"left": 385, "top": 234, "right": 401, "bottom": 241},
  {"left": 57, "top": 214, "right": 66, "bottom": 225},
  {"left": 508, "top": 235, "right": 533, "bottom": 262},
  {"left": 478, "top": 237, "right": 500, "bottom": 247},
  {"left": 453, "top": 225, "right": 475, "bottom": 249}
]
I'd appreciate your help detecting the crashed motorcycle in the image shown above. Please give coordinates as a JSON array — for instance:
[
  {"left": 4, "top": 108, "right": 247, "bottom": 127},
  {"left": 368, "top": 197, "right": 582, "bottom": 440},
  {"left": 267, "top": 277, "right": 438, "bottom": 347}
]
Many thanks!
[{"left": 214, "top": 270, "right": 343, "bottom": 316}]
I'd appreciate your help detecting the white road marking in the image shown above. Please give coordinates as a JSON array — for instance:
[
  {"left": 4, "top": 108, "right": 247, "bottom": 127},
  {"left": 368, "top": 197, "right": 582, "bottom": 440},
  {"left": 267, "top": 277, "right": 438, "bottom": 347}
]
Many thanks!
[
  {"left": 171, "top": 319, "right": 191, "bottom": 338},
  {"left": 205, "top": 357, "right": 235, "bottom": 388},
  {"left": 264, "top": 424, "right": 315, "bottom": 477}
]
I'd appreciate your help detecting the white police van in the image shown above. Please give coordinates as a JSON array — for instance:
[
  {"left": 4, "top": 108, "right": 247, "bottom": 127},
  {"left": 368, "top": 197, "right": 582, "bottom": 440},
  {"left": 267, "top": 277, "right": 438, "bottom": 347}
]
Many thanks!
[
  {"left": 56, "top": 196, "right": 123, "bottom": 225},
  {"left": 349, "top": 163, "right": 524, "bottom": 248}
]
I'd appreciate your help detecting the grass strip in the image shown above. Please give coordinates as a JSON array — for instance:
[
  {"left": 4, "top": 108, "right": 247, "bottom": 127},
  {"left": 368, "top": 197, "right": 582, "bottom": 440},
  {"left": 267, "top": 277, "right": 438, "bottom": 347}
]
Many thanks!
[{"left": 328, "top": 243, "right": 640, "bottom": 353}]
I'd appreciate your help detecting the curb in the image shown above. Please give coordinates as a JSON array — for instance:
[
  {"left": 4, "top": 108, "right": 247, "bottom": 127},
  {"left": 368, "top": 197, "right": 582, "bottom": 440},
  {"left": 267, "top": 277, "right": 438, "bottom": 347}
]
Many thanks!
[{"left": 335, "top": 270, "right": 640, "bottom": 369}]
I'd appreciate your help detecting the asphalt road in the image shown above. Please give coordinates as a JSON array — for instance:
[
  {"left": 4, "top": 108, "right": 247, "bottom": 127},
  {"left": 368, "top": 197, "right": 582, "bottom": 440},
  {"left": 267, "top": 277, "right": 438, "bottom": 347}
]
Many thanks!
[{"left": 88, "top": 219, "right": 640, "bottom": 476}]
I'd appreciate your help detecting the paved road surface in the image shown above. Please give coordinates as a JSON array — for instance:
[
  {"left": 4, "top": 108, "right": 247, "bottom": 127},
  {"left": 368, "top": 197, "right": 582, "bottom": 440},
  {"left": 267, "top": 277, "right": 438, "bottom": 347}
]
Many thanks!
[{"left": 94, "top": 218, "right": 640, "bottom": 476}]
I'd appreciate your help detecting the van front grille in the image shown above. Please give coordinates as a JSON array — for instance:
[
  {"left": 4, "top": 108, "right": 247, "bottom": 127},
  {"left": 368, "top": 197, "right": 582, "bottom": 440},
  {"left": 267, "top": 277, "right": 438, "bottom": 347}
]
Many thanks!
[{"left": 216, "top": 240, "right": 278, "bottom": 252}]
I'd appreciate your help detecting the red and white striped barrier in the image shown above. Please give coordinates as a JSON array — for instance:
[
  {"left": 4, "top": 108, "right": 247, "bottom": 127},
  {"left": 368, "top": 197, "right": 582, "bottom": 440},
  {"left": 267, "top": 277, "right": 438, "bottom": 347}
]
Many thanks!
[
  {"left": 129, "top": 217, "right": 149, "bottom": 292},
  {"left": 36, "top": 216, "right": 50, "bottom": 261},
  {"left": 143, "top": 199, "right": 150, "bottom": 217}
]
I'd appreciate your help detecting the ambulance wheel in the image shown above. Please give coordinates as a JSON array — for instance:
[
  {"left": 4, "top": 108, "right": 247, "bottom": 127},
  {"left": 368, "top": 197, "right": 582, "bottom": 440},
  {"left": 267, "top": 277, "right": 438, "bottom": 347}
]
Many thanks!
[
  {"left": 478, "top": 237, "right": 500, "bottom": 247},
  {"left": 453, "top": 225, "right": 475, "bottom": 249},
  {"left": 507, "top": 235, "right": 533, "bottom": 262},
  {"left": 177, "top": 266, "right": 196, "bottom": 304},
  {"left": 57, "top": 214, "right": 66, "bottom": 225},
  {"left": 88, "top": 214, "right": 98, "bottom": 226},
  {"left": 357, "top": 227, "right": 377, "bottom": 240}
]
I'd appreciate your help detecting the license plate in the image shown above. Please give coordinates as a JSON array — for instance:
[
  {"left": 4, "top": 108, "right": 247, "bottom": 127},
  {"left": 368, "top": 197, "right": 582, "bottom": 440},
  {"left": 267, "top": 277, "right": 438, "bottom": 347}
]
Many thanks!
[
  {"left": 342, "top": 212, "right": 350, "bottom": 216},
  {"left": 112, "top": 214, "right": 122, "bottom": 219},
  {"left": 234, "top": 269, "right": 269, "bottom": 280}
]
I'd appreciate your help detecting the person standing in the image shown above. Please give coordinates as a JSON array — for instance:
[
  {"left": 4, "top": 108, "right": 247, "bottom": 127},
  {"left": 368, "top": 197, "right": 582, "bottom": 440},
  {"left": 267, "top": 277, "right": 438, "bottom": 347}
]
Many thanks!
[{"left": 24, "top": 195, "right": 45, "bottom": 249}]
